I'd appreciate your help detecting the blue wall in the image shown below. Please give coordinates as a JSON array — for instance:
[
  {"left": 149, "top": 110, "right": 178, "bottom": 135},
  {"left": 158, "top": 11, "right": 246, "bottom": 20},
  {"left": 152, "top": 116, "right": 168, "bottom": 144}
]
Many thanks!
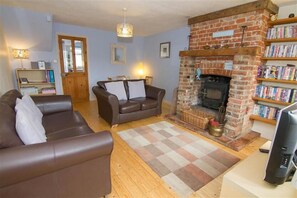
[
  {"left": 143, "top": 27, "right": 190, "bottom": 102},
  {"left": 1, "top": 6, "right": 190, "bottom": 101},
  {"left": 51, "top": 23, "right": 144, "bottom": 99}
]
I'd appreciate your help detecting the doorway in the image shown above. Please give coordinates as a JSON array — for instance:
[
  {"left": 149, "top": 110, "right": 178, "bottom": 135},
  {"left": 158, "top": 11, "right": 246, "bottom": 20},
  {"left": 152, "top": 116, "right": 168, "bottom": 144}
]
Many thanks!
[{"left": 58, "top": 35, "right": 89, "bottom": 102}]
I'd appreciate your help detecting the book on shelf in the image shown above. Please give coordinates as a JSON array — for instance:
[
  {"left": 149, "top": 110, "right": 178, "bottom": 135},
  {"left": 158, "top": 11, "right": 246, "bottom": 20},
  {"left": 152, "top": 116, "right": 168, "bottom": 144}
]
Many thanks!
[
  {"left": 264, "top": 44, "right": 297, "bottom": 58},
  {"left": 257, "top": 64, "right": 297, "bottom": 80},
  {"left": 266, "top": 24, "right": 297, "bottom": 39},
  {"left": 45, "top": 70, "right": 55, "bottom": 83},
  {"left": 254, "top": 84, "right": 296, "bottom": 103},
  {"left": 253, "top": 104, "right": 280, "bottom": 120},
  {"left": 20, "top": 87, "right": 38, "bottom": 95},
  {"left": 41, "top": 87, "right": 56, "bottom": 94}
]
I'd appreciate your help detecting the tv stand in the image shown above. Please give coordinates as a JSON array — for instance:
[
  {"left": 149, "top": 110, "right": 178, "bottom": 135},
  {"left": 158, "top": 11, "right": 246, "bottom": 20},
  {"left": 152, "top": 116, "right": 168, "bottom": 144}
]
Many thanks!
[{"left": 220, "top": 151, "right": 297, "bottom": 197}]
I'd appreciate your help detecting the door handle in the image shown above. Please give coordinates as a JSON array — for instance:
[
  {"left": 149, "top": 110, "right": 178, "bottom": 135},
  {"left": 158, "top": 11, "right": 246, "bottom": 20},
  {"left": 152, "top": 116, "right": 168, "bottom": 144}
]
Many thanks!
[{"left": 61, "top": 73, "right": 68, "bottom": 78}]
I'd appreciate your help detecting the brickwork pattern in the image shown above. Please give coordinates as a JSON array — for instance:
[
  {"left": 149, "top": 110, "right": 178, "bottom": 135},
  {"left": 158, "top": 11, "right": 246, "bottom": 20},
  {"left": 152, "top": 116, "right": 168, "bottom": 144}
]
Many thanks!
[{"left": 178, "top": 10, "right": 270, "bottom": 139}]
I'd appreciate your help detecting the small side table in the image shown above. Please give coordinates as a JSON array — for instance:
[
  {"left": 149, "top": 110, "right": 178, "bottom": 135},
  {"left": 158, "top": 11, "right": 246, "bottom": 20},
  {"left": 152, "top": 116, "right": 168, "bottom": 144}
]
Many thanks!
[{"left": 220, "top": 151, "right": 297, "bottom": 198}]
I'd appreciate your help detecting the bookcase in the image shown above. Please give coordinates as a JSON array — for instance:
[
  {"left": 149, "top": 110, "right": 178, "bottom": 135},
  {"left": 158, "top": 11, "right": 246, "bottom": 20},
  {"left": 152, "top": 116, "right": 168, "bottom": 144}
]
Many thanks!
[
  {"left": 250, "top": 17, "right": 297, "bottom": 125},
  {"left": 16, "top": 69, "right": 56, "bottom": 96}
]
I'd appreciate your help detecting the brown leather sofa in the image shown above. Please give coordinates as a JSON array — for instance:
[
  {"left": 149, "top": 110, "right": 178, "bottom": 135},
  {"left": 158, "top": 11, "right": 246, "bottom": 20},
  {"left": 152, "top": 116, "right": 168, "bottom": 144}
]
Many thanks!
[
  {"left": 0, "top": 90, "right": 113, "bottom": 198},
  {"left": 92, "top": 79, "right": 165, "bottom": 127}
]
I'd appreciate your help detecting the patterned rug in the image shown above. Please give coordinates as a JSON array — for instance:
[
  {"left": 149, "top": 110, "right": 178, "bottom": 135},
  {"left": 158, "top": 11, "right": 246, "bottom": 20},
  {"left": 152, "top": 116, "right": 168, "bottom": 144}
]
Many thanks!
[{"left": 118, "top": 121, "right": 240, "bottom": 197}]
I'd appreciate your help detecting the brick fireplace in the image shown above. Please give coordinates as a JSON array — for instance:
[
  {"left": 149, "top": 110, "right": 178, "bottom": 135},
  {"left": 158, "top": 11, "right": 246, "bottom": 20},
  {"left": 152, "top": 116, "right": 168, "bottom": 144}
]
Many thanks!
[{"left": 176, "top": 1, "right": 278, "bottom": 140}]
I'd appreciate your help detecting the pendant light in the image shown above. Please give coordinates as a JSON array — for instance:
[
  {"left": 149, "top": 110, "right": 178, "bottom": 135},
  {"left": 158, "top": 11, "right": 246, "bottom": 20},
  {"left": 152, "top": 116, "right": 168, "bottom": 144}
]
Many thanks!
[{"left": 117, "top": 8, "right": 133, "bottom": 38}]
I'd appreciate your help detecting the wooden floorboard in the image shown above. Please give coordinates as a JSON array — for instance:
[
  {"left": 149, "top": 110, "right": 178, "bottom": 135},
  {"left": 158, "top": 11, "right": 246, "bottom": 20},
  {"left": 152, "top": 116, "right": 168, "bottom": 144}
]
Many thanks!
[{"left": 73, "top": 100, "right": 267, "bottom": 198}]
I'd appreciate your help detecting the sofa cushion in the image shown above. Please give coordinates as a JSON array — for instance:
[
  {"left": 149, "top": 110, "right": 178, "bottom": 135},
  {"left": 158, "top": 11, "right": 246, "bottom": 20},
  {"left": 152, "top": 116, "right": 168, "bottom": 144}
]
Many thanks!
[
  {"left": 15, "top": 102, "right": 47, "bottom": 145},
  {"left": 43, "top": 111, "right": 88, "bottom": 134},
  {"left": 46, "top": 125, "right": 94, "bottom": 141},
  {"left": 21, "top": 95, "right": 43, "bottom": 122},
  {"left": 128, "top": 80, "right": 146, "bottom": 99},
  {"left": 130, "top": 98, "right": 158, "bottom": 110},
  {"left": 105, "top": 81, "right": 127, "bottom": 100},
  {"left": 119, "top": 100, "right": 141, "bottom": 114},
  {"left": 0, "top": 103, "right": 23, "bottom": 148}
]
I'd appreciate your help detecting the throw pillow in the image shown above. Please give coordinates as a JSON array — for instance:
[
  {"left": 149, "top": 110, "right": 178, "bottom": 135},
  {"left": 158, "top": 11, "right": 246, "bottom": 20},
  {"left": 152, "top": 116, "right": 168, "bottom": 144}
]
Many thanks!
[
  {"left": 105, "top": 81, "right": 127, "bottom": 100},
  {"left": 15, "top": 102, "right": 46, "bottom": 145},
  {"left": 21, "top": 95, "right": 43, "bottom": 122},
  {"left": 128, "top": 80, "right": 146, "bottom": 99}
]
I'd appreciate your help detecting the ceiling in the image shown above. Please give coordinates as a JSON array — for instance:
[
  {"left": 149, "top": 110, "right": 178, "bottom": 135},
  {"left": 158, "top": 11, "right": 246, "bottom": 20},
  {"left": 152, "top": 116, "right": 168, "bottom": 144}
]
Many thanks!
[{"left": 0, "top": 0, "right": 295, "bottom": 36}]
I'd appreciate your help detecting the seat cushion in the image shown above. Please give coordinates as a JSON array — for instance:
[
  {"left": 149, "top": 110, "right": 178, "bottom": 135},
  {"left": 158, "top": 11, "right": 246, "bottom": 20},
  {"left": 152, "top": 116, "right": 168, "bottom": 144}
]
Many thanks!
[
  {"left": 43, "top": 111, "right": 88, "bottom": 134},
  {"left": 119, "top": 100, "right": 141, "bottom": 114},
  {"left": 130, "top": 98, "right": 158, "bottom": 110},
  {"left": 46, "top": 125, "right": 94, "bottom": 141}
]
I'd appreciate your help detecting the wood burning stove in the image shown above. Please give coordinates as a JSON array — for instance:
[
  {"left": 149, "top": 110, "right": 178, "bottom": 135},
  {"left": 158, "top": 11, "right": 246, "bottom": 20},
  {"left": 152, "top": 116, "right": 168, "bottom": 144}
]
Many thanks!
[{"left": 201, "top": 76, "right": 230, "bottom": 110}]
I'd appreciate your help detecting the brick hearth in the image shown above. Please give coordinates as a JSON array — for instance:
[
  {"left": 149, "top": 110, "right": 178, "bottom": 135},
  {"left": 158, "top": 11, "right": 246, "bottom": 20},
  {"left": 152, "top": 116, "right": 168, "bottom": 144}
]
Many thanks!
[{"left": 177, "top": 9, "right": 272, "bottom": 140}]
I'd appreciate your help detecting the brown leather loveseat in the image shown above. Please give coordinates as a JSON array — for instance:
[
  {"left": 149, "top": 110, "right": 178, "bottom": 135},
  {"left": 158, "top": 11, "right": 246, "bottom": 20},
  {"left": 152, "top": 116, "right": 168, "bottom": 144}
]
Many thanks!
[
  {"left": 92, "top": 79, "right": 165, "bottom": 127},
  {"left": 0, "top": 90, "right": 113, "bottom": 198}
]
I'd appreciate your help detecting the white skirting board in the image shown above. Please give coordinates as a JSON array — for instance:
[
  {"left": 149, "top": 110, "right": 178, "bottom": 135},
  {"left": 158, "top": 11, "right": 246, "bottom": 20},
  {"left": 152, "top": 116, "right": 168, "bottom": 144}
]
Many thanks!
[{"left": 252, "top": 121, "right": 275, "bottom": 140}]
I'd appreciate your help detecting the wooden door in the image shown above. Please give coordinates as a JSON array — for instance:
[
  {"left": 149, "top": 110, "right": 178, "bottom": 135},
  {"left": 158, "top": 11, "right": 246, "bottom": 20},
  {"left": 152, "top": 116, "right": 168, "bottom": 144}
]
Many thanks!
[{"left": 58, "top": 35, "right": 89, "bottom": 102}]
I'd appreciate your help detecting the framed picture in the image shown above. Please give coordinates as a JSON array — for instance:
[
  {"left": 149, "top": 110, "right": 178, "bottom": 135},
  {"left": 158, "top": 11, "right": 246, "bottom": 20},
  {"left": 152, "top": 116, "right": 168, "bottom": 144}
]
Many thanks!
[
  {"left": 38, "top": 61, "right": 46, "bottom": 69},
  {"left": 160, "top": 42, "right": 170, "bottom": 58},
  {"left": 111, "top": 44, "right": 126, "bottom": 65}
]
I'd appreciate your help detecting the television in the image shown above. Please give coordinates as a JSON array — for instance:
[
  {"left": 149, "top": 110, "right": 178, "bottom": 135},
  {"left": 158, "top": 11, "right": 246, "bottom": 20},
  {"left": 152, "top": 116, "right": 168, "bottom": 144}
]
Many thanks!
[{"left": 264, "top": 102, "right": 297, "bottom": 185}]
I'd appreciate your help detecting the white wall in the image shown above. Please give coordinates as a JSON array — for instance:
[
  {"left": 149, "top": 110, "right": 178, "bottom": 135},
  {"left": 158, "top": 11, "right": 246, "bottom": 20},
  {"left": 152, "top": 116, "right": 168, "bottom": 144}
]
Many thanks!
[{"left": 0, "top": 21, "right": 14, "bottom": 95}]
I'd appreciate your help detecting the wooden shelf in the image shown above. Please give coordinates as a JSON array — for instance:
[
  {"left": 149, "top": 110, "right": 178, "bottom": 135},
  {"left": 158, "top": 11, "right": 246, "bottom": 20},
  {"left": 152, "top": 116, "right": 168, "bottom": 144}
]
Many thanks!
[
  {"left": 268, "top": 17, "right": 297, "bottom": 26},
  {"left": 252, "top": 97, "right": 291, "bottom": 106},
  {"left": 179, "top": 47, "right": 260, "bottom": 57},
  {"left": 256, "top": 78, "right": 297, "bottom": 84},
  {"left": 264, "top": 38, "right": 297, "bottom": 45},
  {"left": 249, "top": 115, "right": 276, "bottom": 125},
  {"left": 261, "top": 57, "right": 297, "bottom": 61},
  {"left": 20, "top": 82, "right": 55, "bottom": 86}
]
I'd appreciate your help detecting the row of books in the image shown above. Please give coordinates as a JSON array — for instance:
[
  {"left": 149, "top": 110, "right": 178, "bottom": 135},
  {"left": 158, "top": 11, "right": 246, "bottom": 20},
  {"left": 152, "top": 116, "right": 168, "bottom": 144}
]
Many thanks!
[
  {"left": 41, "top": 87, "right": 56, "bottom": 94},
  {"left": 266, "top": 25, "right": 297, "bottom": 39},
  {"left": 20, "top": 87, "right": 39, "bottom": 96},
  {"left": 254, "top": 85, "right": 297, "bottom": 103},
  {"left": 253, "top": 104, "right": 280, "bottom": 120},
  {"left": 264, "top": 44, "right": 297, "bottom": 58},
  {"left": 257, "top": 65, "right": 297, "bottom": 80},
  {"left": 45, "top": 70, "right": 55, "bottom": 83}
]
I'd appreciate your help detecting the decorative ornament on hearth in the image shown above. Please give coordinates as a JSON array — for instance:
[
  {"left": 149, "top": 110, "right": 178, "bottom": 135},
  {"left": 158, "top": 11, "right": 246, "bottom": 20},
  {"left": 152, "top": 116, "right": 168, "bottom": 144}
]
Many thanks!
[
  {"left": 208, "top": 105, "right": 226, "bottom": 137},
  {"left": 196, "top": 67, "right": 201, "bottom": 80},
  {"left": 270, "top": 14, "right": 277, "bottom": 21}
]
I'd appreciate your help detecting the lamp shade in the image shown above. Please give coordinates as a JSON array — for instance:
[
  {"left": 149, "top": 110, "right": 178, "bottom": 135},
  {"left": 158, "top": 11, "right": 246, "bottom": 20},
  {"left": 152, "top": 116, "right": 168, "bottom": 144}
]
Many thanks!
[
  {"left": 117, "top": 23, "right": 133, "bottom": 38},
  {"left": 12, "top": 49, "right": 29, "bottom": 59}
]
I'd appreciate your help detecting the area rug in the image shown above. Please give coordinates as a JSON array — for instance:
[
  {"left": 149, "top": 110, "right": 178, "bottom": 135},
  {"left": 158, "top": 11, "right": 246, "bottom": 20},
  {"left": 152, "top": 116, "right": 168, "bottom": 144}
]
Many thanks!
[{"left": 118, "top": 121, "right": 240, "bottom": 197}]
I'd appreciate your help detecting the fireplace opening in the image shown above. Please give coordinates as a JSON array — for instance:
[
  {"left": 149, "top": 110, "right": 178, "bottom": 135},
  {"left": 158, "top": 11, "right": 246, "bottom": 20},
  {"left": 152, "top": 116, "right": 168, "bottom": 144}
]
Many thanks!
[{"left": 200, "top": 75, "right": 231, "bottom": 110}]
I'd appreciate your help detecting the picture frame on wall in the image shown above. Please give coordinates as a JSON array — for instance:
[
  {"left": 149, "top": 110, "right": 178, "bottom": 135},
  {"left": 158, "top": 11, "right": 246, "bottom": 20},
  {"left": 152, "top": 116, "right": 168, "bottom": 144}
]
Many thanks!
[
  {"left": 160, "top": 42, "right": 170, "bottom": 58},
  {"left": 111, "top": 44, "right": 126, "bottom": 65},
  {"left": 38, "top": 61, "right": 46, "bottom": 69}
]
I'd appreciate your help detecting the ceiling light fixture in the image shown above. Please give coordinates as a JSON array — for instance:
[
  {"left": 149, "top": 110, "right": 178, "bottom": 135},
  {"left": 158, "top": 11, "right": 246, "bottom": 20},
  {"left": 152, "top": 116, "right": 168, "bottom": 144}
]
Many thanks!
[{"left": 117, "top": 8, "right": 133, "bottom": 38}]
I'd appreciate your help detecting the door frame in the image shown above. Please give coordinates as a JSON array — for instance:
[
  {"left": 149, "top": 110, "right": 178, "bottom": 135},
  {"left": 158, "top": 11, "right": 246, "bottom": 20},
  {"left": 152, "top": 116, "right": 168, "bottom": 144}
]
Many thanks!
[{"left": 57, "top": 34, "right": 90, "bottom": 101}]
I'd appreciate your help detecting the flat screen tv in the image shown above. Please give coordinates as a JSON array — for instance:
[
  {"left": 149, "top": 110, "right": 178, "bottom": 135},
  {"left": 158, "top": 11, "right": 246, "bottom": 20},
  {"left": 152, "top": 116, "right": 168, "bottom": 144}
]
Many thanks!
[{"left": 264, "top": 102, "right": 297, "bottom": 185}]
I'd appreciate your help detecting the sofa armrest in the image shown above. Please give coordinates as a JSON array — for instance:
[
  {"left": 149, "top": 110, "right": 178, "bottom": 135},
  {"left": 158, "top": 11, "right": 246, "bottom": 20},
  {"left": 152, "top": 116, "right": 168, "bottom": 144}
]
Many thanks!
[
  {"left": 145, "top": 85, "right": 165, "bottom": 101},
  {"left": 92, "top": 86, "right": 120, "bottom": 125},
  {"left": 32, "top": 95, "right": 73, "bottom": 115},
  {"left": 0, "top": 131, "right": 113, "bottom": 188},
  {"left": 145, "top": 85, "right": 165, "bottom": 115}
]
